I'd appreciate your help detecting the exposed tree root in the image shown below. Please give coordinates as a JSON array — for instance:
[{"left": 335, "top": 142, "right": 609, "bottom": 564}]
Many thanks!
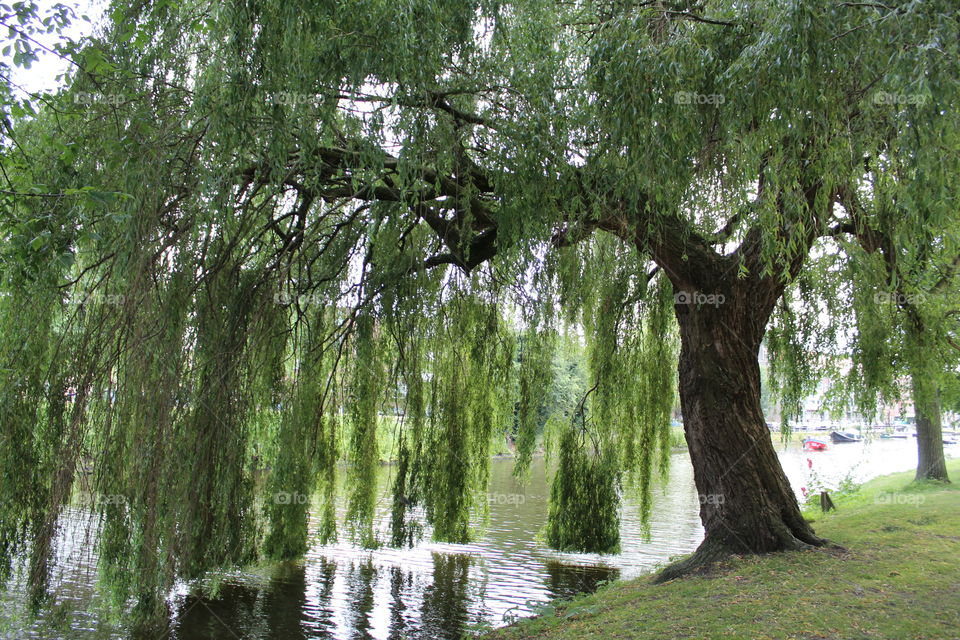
[
  {"left": 653, "top": 530, "right": 834, "bottom": 584},
  {"left": 653, "top": 540, "right": 730, "bottom": 584}
]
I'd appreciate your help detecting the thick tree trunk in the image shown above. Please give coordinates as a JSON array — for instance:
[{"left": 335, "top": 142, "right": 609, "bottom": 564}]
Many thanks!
[
  {"left": 911, "top": 369, "right": 949, "bottom": 483},
  {"left": 656, "top": 278, "right": 826, "bottom": 582}
]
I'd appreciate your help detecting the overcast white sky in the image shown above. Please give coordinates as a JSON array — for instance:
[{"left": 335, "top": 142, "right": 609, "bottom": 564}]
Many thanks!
[{"left": 7, "top": 0, "right": 102, "bottom": 96}]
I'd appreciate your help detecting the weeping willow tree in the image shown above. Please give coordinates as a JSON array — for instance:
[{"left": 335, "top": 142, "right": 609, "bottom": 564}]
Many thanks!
[
  {"left": 765, "top": 88, "right": 960, "bottom": 484},
  {"left": 1, "top": 0, "right": 959, "bottom": 619},
  {"left": 837, "top": 178, "right": 959, "bottom": 483}
]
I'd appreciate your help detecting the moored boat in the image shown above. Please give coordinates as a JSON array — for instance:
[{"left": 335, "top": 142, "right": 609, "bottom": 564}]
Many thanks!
[
  {"left": 830, "top": 431, "right": 863, "bottom": 443},
  {"left": 803, "top": 438, "right": 828, "bottom": 451}
]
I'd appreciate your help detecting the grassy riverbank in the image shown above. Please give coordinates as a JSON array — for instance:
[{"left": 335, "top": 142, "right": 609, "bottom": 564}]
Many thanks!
[{"left": 485, "top": 458, "right": 960, "bottom": 640}]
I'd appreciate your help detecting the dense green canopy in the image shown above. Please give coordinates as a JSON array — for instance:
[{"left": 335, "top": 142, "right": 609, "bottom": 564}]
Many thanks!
[{"left": 1, "top": 0, "right": 958, "bottom": 623}]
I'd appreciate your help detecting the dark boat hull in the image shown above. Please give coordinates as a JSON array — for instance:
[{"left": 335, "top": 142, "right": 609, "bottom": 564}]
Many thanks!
[{"left": 830, "top": 431, "right": 863, "bottom": 443}]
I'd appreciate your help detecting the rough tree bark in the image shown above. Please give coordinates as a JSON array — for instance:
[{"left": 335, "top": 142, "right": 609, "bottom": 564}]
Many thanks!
[{"left": 650, "top": 227, "right": 827, "bottom": 582}]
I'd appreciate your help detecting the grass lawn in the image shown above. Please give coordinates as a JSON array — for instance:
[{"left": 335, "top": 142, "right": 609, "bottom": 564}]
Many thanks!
[{"left": 485, "top": 458, "right": 960, "bottom": 640}]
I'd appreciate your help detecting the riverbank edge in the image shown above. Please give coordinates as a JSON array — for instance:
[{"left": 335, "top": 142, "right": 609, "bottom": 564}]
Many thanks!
[{"left": 483, "top": 457, "right": 960, "bottom": 640}]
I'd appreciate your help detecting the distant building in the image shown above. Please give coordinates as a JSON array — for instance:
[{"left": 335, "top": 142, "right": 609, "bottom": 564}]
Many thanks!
[{"left": 759, "top": 349, "right": 957, "bottom": 430}]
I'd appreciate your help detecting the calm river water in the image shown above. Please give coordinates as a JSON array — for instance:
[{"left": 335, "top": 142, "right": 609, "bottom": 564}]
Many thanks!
[{"left": 1, "top": 437, "right": 948, "bottom": 639}]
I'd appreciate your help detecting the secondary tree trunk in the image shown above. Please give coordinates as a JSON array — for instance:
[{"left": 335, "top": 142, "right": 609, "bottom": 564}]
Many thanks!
[
  {"left": 656, "top": 275, "right": 826, "bottom": 582},
  {"left": 905, "top": 312, "right": 949, "bottom": 483},
  {"left": 910, "top": 365, "right": 949, "bottom": 483}
]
